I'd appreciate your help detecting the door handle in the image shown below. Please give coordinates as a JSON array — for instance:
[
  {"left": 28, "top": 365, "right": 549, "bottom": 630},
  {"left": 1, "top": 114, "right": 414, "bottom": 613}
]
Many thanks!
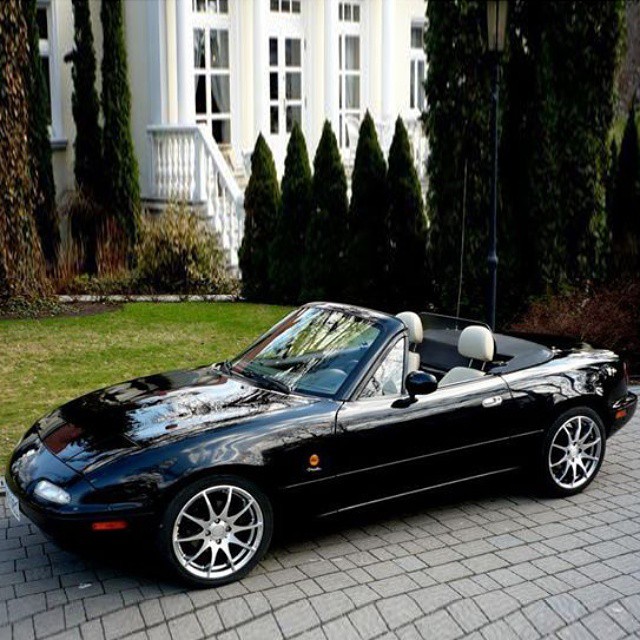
[{"left": 482, "top": 396, "right": 503, "bottom": 408}]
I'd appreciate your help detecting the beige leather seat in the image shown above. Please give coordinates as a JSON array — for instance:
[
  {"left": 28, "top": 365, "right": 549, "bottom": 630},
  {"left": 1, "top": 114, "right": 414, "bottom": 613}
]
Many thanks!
[
  {"left": 439, "top": 325, "right": 495, "bottom": 386},
  {"left": 396, "top": 312, "right": 423, "bottom": 373}
]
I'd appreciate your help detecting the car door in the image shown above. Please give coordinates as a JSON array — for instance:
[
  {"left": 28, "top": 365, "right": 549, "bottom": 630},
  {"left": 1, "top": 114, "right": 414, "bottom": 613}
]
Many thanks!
[{"left": 333, "top": 340, "right": 519, "bottom": 511}]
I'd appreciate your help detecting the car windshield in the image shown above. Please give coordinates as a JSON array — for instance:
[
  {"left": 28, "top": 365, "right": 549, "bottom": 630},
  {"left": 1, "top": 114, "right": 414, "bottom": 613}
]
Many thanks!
[{"left": 228, "top": 307, "right": 382, "bottom": 396}]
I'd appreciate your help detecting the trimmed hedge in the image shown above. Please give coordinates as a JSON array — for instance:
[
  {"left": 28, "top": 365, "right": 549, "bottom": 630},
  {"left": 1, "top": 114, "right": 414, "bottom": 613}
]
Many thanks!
[
  {"left": 69, "top": 0, "right": 103, "bottom": 199},
  {"left": 101, "top": 0, "right": 140, "bottom": 250},
  {"left": 387, "top": 116, "right": 429, "bottom": 312},
  {"left": 269, "top": 122, "right": 312, "bottom": 304},
  {"left": 345, "top": 111, "right": 389, "bottom": 307},
  {"left": 301, "top": 120, "right": 349, "bottom": 302},
  {"left": 239, "top": 134, "right": 280, "bottom": 301}
]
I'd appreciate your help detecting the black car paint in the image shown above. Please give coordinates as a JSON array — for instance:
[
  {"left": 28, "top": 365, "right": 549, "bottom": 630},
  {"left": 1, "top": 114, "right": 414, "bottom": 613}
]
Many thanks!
[{"left": 6, "top": 304, "right": 637, "bottom": 538}]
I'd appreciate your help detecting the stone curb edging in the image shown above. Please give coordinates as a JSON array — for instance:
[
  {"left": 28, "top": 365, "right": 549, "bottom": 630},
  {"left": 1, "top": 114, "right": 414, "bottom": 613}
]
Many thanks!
[{"left": 57, "top": 294, "right": 241, "bottom": 303}]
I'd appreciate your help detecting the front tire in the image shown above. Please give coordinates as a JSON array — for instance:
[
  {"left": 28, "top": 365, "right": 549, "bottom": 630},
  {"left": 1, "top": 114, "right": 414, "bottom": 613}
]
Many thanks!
[
  {"left": 158, "top": 475, "right": 273, "bottom": 587},
  {"left": 536, "top": 407, "right": 606, "bottom": 497}
]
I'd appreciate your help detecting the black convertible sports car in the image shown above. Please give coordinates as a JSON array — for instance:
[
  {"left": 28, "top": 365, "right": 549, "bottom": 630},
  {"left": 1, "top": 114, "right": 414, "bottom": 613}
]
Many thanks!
[{"left": 6, "top": 303, "right": 637, "bottom": 586}]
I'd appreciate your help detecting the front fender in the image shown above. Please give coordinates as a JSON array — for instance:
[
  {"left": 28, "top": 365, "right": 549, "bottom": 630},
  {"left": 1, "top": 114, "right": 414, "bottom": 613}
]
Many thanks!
[{"left": 83, "top": 399, "right": 339, "bottom": 515}]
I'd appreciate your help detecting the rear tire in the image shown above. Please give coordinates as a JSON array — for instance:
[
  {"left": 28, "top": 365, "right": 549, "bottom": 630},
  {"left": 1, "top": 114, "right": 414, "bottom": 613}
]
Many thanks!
[
  {"left": 535, "top": 407, "right": 606, "bottom": 498},
  {"left": 157, "top": 475, "right": 273, "bottom": 587}
]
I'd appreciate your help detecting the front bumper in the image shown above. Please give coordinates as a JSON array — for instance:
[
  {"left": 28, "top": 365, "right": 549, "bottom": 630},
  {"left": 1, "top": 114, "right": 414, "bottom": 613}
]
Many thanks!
[
  {"left": 609, "top": 392, "right": 637, "bottom": 437},
  {"left": 5, "top": 471, "right": 154, "bottom": 540},
  {"left": 5, "top": 435, "right": 156, "bottom": 540}
]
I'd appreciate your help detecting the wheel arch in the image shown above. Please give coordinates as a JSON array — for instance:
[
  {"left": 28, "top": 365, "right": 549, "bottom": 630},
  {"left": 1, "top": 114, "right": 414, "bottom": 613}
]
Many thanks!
[
  {"left": 548, "top": 395, "right": 609, "bottom": 434},
  {"left": 158, "top": 463, "right": 276, "bottom": 512}
]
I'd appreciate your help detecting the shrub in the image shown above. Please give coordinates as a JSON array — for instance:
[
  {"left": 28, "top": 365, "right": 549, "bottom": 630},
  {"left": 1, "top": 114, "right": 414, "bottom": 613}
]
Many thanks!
[
  {"left": 57, "top": 191, "right": 127, "bottom": 280},
  {"left": 301, "top": 120, "right": 349, "bottom": 302},
  {"left": 136, "top": 205, "right": 227, "bottom": 294},
  {"left": 387, "top": 116, "right": 429, "bottom": 312},
  {"left": 56, "top": 272, "right": 139, "bottom": 296},
  {"left": 239, "top": 134, "right": 280, "bottom": 301},
  {"left": 345, "top": 111, "right": 389, "bottom": 307},
  {"left": 511, "top": 280, "right": 640, "bottom": 374},
  {"left": 269, "top": 122, "right": 312, "bottom": 304}
]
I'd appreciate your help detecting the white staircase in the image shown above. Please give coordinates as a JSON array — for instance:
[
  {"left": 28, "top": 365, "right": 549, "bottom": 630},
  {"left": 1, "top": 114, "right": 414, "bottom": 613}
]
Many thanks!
[{"left": 147, "top": 125, "right": 245, "bottom": 272}]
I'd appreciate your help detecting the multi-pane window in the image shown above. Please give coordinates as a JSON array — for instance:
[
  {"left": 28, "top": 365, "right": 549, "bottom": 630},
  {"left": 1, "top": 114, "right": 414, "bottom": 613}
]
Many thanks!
[
  {"left": 193, "top": 0, "right": 231, "bottom": 144},
  {"left": 338, "top": 1, "right": 361, "bottom": 148},
  {"left": 270, "top": 0, "right": 301, "bottom": 13},
  {"left": 269, "top": 36, "right": 303, "bottom": 135},
  {"left": 37, "top": 3, "right": 52, "bottom": 127},
  {"left": 409, "top": 22, "right": 426, "bottom": 111},
  {"left": 339, "top": 1, "right": 360, "bottom": 23},
  {"left": 193, "top": 0, "right": 228, "bottom": 13}
]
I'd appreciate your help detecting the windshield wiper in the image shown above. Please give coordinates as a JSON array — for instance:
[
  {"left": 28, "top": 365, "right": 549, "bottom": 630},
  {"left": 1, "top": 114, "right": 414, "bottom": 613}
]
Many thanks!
[
  {"left": 239, "top": 368, "right": 291, "bottom": 394},
  {"left": 213, "top": 360, "right": 233, "bottom": 376}
]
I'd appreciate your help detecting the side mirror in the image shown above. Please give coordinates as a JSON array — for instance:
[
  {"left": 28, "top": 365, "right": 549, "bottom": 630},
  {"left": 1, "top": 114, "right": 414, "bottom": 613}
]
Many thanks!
[{"left": 405, "top": 371, "right": 438, "bottom": 399}]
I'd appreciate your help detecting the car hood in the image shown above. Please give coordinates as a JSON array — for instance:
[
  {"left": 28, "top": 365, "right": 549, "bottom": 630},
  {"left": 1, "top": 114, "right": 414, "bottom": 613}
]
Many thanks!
[{"left": 31, "top": 366, "right": 313, "bottom": 471}]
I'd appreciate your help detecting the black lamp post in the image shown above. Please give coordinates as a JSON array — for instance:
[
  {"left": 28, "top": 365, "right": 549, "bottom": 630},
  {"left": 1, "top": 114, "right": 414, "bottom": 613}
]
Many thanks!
[{"left": 486, "top": 0, "right": 507, "bottom": 331}]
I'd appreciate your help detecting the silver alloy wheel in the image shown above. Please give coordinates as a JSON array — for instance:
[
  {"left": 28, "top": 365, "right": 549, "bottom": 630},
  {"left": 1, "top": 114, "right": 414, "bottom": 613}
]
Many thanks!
[
  {"left": 548, "top": 415, "right": 603, "bottom": 490},
  {"left": 171, "top": 484, "right": 264, "bottom": 580}
]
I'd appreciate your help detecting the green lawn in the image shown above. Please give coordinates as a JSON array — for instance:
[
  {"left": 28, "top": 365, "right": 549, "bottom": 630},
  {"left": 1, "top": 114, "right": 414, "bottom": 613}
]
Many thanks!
[{"left": 0, "top": 302, "right": 291, "bottom": 469}]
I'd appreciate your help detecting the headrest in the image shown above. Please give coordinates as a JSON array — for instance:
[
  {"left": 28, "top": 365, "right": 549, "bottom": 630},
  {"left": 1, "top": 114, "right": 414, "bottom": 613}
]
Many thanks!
[
  {"left": 458, "top": 325, "right": 495, "bottom": 362},
  {"left": 396, "top": 312, "right": 423, "bottom": 345}
]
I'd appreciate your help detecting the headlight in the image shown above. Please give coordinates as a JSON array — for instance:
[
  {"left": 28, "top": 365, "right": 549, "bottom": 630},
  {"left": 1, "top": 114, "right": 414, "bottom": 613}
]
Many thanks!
[{"left": 34, "top": 480, "right": 71, "bottom": 505}]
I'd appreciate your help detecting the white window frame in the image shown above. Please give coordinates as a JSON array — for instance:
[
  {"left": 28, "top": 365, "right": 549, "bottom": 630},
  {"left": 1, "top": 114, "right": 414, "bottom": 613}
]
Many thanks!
[
  {"left": 409, "top": 19, "right": 426, "bottom": 114},
  {"left": 37, "top": 0, "right": 65, "bottom": 147},
  {"left": 338, "top": 0, "right": 363, "bottom": 150},
  {"left": 192, "top": 1, "right": 233, "bottom": 145},
  {"left": 264, "top": 4, "right": 306, "bottom": 169},
  {"left": 270, "top": 0, "right": 301, "bottom": 14},
  {"left": 267, "top": 28, "right": 304, "bottom": 138}
]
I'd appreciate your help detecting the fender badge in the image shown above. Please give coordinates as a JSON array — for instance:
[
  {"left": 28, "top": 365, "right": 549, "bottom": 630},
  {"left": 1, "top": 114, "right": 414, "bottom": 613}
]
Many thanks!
[{"left": 307, "top": 454, "right": 321, "bottom": 472}]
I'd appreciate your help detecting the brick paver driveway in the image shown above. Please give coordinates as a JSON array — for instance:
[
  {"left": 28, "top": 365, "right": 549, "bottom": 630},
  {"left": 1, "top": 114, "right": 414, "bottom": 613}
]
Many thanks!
[{"left": 2, "top": 414, "right": 640, "bottom": 640}]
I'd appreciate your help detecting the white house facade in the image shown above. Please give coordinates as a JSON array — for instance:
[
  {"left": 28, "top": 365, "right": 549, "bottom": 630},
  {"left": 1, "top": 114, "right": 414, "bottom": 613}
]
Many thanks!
[{"left": 41, "top": 0, "right": 427, "bottom": 268}]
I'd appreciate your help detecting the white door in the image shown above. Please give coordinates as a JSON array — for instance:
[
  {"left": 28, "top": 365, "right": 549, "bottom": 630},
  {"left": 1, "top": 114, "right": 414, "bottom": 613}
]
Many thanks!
[{"left": 267, "top": 33, "right": 304, "bottom": 168}]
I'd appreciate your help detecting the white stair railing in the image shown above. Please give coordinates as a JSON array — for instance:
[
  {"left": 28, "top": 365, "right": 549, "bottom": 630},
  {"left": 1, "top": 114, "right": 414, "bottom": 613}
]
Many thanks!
[{"left": 148, "top": 125, "right": 245, "bottom": 271}]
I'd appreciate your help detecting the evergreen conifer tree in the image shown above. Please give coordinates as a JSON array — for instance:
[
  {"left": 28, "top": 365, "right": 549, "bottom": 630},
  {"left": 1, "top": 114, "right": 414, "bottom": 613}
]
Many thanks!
[
  {"left": 604, "top": 138, "right": 618, "bottom": 275},
  {"left": 346, "top": 112, "right": 389, "bottom": 307},
  {"left": 0, "top": 0, "right": 48, "bottom": 301},
  {"left": 23, "top": 0, "right": 58, "bottom": 271},
  {"left": 269, "top": 122, "right": 312, "bottom": 303},
  {"left": 387, "top": 117, "right": 428, "bottom": 311},
  {"left": 101, "top": 0, "right": 140, "bottom": 248},
  {"left": 69, "top": 0, "right": 103, "bottom": 198},
  {"left": 424, "top": 0, "right": 491, "bottom": 318},
  {"left": 301, "top": 121, "right": 349, "bottom": 302},
  {"left": 426, "top": 0, "right": 624, "bottom": 321},
  {"left": 239, "top": 135, "right": 280, "bottom": 301},
  {"left": 611, "top": 104, "right": 640, "bottom": 274}
]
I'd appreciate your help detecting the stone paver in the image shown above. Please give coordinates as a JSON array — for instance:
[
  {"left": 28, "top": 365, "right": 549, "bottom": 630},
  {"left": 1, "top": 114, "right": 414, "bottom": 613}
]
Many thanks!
[{"left": 1, "top": 414, "right": 640, "bottom": 638}]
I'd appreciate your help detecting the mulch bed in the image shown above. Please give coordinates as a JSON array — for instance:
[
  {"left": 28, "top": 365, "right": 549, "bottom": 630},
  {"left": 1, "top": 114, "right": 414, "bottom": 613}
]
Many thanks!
[{"left": 0, "top": 302, "right": 122, "bottom": 320}]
